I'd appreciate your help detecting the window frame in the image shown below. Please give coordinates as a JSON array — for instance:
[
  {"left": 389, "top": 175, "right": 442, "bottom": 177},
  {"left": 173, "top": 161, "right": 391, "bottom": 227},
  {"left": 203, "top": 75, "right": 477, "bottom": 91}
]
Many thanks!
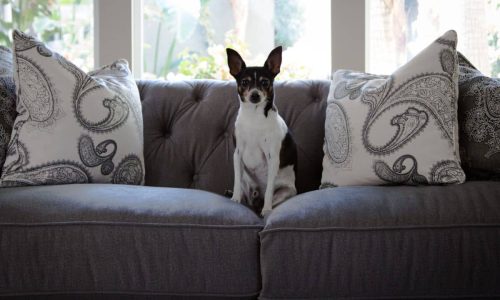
[{"left": 96, "top": 0, "right": 367, "bottom": 79}]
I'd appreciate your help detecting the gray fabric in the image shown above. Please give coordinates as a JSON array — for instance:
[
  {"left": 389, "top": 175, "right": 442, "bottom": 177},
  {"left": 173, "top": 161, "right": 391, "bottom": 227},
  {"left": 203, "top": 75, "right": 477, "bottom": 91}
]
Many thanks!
[
  {"left": 0, "top": 296, "right": 257, "bottom": 300},
  {"left": 260, "top": 181, "right": 500, "bottom": 299},
  {"left": 0, "top": 184, "right": 262, "bottom": 297},
  {"left": 0, "top": 46, "right": 16, "bottom": 175},
  {"left": 137, "top": 79, "right": 329, "bottom": 195},
  {"left": 458, "top": 52, "right": 500, "bottom": 180}
]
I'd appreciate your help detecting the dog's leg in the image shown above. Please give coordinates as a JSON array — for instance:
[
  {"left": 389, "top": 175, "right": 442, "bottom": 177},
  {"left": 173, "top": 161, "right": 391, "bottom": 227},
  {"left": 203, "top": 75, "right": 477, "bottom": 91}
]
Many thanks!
[
  {"left": 231, "top": 150, "right": 242, "bottom": 203},
  {"left": 272, "top": 165, "right": 297, "bottom": 207},
  {"left": 262, "top": 152, "right": 279, "bottom": 216}
]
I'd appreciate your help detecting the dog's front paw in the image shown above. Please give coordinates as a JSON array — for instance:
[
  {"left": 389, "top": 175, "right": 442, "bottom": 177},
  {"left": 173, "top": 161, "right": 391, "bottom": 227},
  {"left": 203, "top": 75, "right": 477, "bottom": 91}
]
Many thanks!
[
  {"left": 231, "top": 197, "right": 241, "bottom": 203},
  {"left": 224, "top": 189, "right": 233, "bottom": 198},
  {"left": 260, "top": 208, "right": 272, "bottom": 217}
]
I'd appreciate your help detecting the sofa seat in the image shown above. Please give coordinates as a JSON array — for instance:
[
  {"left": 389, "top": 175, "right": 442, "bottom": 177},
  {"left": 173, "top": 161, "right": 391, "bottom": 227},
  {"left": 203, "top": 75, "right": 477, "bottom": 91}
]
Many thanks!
[
  {"left": 260, "top": 181, "right": 500, "bottom": 299},
  {"left": 0, "top": 184, "right": 262, "bottom": 299}
]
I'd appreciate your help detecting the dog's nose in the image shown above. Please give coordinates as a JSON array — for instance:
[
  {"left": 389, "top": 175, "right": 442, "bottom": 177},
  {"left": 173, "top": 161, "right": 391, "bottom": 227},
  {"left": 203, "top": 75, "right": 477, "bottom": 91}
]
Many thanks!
[{"left": 250, "top": 92, "right": 260, "bottom": 103}]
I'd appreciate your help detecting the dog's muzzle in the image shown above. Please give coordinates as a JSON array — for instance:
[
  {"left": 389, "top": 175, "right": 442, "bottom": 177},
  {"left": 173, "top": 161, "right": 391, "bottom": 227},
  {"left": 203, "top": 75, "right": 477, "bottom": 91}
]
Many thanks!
[{"left": 250, "top": 92, "right": 261, "bottom": 103}]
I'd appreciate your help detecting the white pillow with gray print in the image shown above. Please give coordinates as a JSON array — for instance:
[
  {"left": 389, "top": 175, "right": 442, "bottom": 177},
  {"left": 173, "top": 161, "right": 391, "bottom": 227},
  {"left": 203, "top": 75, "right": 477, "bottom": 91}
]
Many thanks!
[
  {"left": 0, "top": 30, "right": 144, "bottom": 186},
  {"left": 321, "top": 30, "right": 465, "bottom": 187}
]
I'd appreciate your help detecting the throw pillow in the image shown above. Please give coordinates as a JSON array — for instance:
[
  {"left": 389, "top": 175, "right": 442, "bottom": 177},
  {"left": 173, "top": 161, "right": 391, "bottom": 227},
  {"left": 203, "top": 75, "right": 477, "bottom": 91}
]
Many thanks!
[
  {"left": 0, "top": 46, "right": 16, "bottom": 176},
  {"left": 457, "top": 52, "right": 500, "bottom": 179},
  {"left": 321, "top": 30, "right": 466, "bottom": 187},
  {"left": 0, "top": 30, "right": 144, "bottom": 186}
]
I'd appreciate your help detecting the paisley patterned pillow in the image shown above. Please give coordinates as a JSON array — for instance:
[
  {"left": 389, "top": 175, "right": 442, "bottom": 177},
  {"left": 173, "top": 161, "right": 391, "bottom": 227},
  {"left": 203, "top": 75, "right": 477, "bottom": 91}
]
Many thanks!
[
  {"left": 321, "top": 30, "right": 466, "bottom": 187},
  {"left": 0, "top": 30, "right": 144, "bottom": 186},
  {"left": 458, "top": 52, "right": 500, "bottom": 180},
  {"left": 0, "top": 46, "right": 16, "bottom": 177}
]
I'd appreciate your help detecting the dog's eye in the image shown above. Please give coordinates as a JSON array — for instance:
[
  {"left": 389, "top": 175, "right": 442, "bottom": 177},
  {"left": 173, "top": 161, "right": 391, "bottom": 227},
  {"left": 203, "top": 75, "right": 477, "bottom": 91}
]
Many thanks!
[
  {"left": 241, "top": 79, "right": 250, "bottom": 87},
  {"left": 261, "top": 79, "right": 270, "bottom": 88}
]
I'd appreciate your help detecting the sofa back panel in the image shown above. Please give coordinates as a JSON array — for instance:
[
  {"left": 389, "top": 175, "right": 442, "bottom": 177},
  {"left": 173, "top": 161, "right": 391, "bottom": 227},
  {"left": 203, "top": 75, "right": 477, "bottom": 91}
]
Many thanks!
[
  {"left": 138, "top": 79, "right": 330, "bottom": 195},
  {"left": 273, "top": 80, "right": 330, "bottom": 193}
]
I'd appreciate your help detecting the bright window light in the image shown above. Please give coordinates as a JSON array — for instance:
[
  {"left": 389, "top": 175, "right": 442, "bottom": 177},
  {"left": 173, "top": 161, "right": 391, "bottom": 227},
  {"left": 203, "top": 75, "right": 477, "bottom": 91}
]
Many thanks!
[
  {"left": 142, "top": 0, "right": 331, "bottom": 80},
  {"left": 368, "top": 0, "right": 500, "bottom": 77}
]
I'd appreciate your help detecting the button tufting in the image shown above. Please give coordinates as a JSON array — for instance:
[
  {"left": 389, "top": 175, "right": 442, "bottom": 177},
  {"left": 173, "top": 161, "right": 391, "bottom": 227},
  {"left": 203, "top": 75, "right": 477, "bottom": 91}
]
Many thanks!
[
  {"left": 310, "top": 86, "right": 321, "bottom": 101},
  {"left": 192, "top": 90, "right": 203, "bottom": 102}
]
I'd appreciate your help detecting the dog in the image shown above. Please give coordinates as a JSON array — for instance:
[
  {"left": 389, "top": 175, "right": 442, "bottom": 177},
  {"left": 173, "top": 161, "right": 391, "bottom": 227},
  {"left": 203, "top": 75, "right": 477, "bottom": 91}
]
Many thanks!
[{"left": 226, "top": 46, "right": 297, "bottom": 216}]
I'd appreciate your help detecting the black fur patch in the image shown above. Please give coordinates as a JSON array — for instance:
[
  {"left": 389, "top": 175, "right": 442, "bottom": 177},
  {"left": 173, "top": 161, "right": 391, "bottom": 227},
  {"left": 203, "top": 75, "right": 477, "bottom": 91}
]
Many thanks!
[
  {"left": 264, "top": 97, "right": 276, "bottom": 117},
  {"left": 279, "top": 130, "right": 298, "bottom": 172}
]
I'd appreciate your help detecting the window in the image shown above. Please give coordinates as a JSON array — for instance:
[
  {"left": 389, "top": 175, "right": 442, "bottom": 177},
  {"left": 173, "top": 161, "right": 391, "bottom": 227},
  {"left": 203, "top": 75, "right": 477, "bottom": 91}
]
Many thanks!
[
  {"left": 142, "top": 0, "right": 331, "bottom": 80},
  {"left": 367, "top": 0, "right": 500, "bottom": 77},
  {"left": 2, "top": 2, "right": 497, "bottom": 80},
  {"left": 0, "top": 0, "right": 94, "bottom": 71}
]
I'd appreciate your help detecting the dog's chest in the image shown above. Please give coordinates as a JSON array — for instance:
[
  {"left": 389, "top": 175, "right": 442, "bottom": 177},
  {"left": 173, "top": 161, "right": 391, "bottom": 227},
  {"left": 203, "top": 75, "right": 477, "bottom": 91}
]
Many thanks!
[
  {"left": 238, "top": 135, "right": 268, "bottom": 171},
  {"left": 235, "top": 109, "right": 286, "bottom": 170}
]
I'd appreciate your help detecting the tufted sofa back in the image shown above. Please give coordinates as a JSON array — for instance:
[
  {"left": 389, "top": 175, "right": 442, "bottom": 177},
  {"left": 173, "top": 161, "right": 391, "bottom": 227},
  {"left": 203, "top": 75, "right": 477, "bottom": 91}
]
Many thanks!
[{"left": 137, "top": 79, "right": 330, "bottom": 195}]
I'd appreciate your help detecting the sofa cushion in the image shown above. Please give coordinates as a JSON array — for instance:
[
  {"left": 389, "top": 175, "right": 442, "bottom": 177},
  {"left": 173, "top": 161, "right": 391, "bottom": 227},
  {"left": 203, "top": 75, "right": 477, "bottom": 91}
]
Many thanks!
[
  {"left": 260, "top": 182, "right": 500, "bottom": 299},
  {"left": 138, "top": 79, "right": 329, "bottom": 195},
  {"left": 321, "top": 30, "right": 465, "bottom": 186},
  {"left": 0, "top": 184, "right": 262, "bottom": 297},
  {"left": 1, "top": 30, "right": 144, "bottom": 187}
]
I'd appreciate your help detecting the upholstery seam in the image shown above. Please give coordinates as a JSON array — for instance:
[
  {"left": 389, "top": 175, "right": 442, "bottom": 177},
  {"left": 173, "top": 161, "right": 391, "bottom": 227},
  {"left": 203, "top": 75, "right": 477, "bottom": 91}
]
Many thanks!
[
  {"left": 0, "top": 221, "right": 263, "bottom": 229},
  {"left": 260, "top": 223, "right": 500, "bottom": 235},
  {"left": 258, "top": 294, "right": 500, "bottom": 300},
  {"left": 0, "top": 289, "right": 260, "bottom": 298}
]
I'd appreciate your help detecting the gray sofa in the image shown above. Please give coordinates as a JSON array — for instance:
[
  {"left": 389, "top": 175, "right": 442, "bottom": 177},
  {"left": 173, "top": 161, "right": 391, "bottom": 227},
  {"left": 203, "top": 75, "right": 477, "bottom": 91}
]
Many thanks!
[{"left": 0, "top": 79, "right": 499, "bottom": 299}]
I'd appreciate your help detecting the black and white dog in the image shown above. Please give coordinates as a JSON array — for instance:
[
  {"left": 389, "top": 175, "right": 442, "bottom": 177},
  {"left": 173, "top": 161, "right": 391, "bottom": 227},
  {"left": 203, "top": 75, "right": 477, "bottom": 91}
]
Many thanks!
[{"left": 226, "top": 46, "right": 297, "bottom": 216}]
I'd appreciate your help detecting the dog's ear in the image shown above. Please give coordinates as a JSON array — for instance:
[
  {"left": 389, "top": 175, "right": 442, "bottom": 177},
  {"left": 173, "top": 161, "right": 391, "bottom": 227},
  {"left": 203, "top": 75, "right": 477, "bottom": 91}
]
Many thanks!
[
  {"left": 264, "top": 46, "right": 282, "bottom": 76},
  {"left": 227, "top": 48, "right": 246, "bottom": 77}
]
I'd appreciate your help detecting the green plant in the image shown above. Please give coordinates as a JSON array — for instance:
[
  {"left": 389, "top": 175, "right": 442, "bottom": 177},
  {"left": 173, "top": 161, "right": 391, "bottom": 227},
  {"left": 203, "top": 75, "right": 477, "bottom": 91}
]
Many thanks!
[
  {"left": 178, "top": 30, "right": 248, "bottom": 80},
  {"left": 0, "top": 0, "right": 60, "bottom": 46},
  {"left": 491, "top": 60, "right": 500, "bottom": 78},
  {"left": 177, "top": 29, "right": 310, "bottom": 80},
  {"left": 488, "top": 2, "right": 500, "bottom": 77},
  {"left": 273, "top": 0, "right": 304, "bottom": 50},
  {"left": 143, "top": 0, "right": 177, "bottom": 76},
  {"left": 1, "top": 0, "right": 65, "bottom": 45},
  {"left": 199, "top": 0, "right": 214, "bottom": 45},
  {"left": 144, "top": 0, "right": 213, "bottom": 78},
  {"left": 0, "top": 0, "right": 92, "bottom": 71},
  {"left": 147, "top": 0, "right": 310, "bottom": 80}
]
